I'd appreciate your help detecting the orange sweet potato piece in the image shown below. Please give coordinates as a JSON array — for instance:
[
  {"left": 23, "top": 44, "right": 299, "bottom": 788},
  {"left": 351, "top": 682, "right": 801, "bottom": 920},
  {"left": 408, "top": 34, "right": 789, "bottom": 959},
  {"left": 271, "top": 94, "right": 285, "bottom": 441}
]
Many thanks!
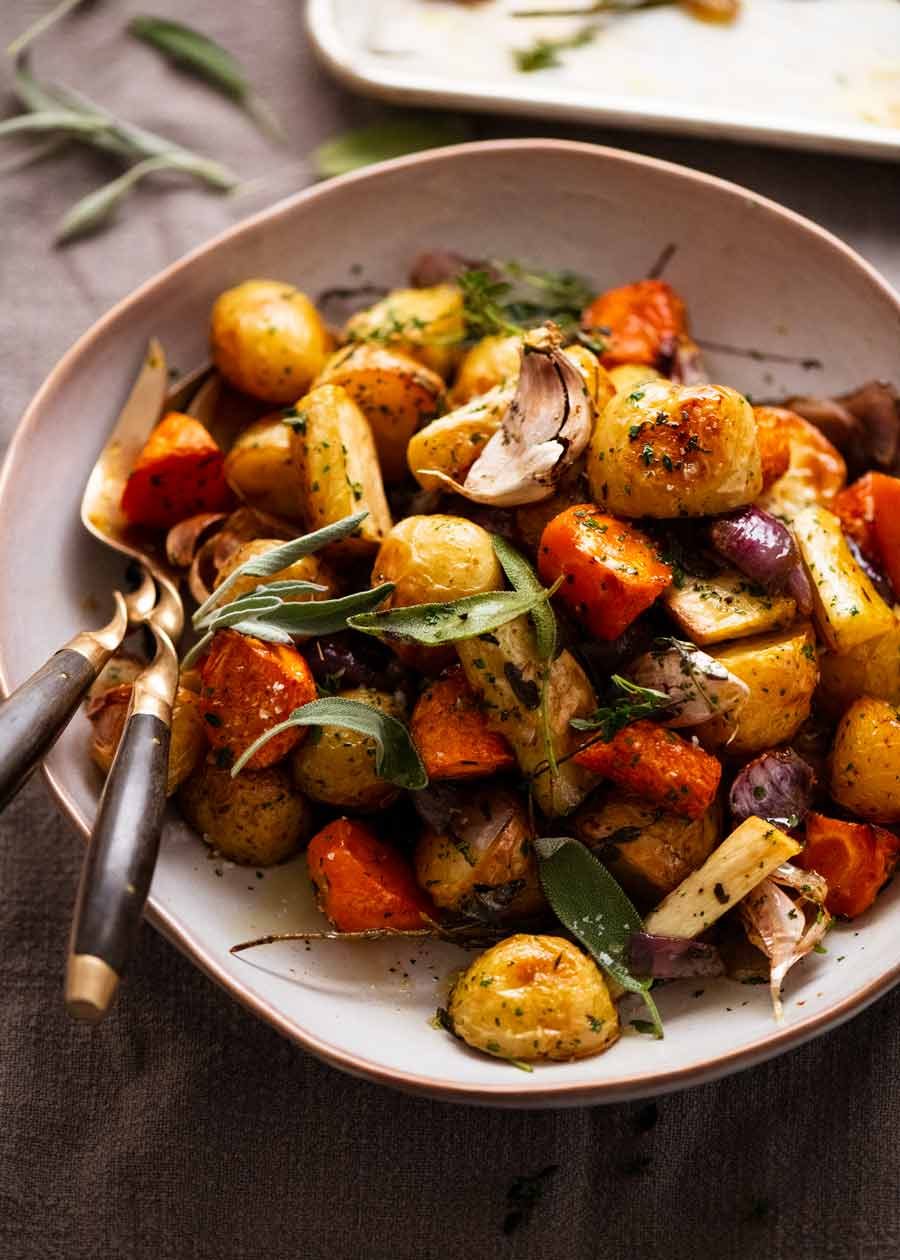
[
  {"left": 307, "top": 818, "right": 433, "bottom": 931},
  {"left": 410, "top": 666, "right": 516, "bottom": 780},
  {"left": 121, "top": 411, "right": 234, "bottom": 529},
  {"left": 538, "top": 504, "right": 671, "bottom": 641},
  {"left": 573, "top": 720, "right": 722, "bottom": 820},
  {"left": 798, "top": 811, "right": 900, "bottom": 919},
  {"left": 581, "top": 279, "right": 688, "bottom": 369},
  {"left": 199, "top": 629, "right": 316, "bottom": 770},
  {"left": 753, "top": 406, "right": 792, "bottom": 491},
  {"left": 834, "top": 472, "right": 900, "bottom": 597}
]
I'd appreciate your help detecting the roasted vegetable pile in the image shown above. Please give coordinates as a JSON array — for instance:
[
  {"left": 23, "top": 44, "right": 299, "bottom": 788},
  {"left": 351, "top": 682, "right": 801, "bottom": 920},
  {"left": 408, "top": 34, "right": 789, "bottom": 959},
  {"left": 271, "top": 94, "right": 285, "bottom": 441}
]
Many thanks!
[{"left": 88, "top": 258, "right": 900, "bottom": 1067}]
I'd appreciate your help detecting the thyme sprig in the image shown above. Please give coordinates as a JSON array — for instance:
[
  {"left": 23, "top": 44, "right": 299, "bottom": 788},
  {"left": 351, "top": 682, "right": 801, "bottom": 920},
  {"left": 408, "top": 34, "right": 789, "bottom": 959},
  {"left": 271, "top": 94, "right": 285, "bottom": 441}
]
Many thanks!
[{"left": 570, "top": 674, "right": 675, "bottom": 740}]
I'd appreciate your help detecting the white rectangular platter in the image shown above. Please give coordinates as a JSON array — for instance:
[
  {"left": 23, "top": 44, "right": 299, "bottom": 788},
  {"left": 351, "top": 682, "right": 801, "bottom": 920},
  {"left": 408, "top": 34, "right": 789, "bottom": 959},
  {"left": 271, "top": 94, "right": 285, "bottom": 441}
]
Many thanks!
[{"left": 307, "top": 0, "right": 900, "bottom": 160}]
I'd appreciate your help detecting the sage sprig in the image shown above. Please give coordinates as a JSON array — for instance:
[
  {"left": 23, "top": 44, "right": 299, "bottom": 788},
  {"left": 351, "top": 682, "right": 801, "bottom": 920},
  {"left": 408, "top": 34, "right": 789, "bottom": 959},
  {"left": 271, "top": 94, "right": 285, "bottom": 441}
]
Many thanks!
[
  {"left": 231, "top": 697, "right": 427, "bottom": 787},
  {"left": 129, "top": 16, "right": 285, "bottom": 141},
  {"left": 535, "top": 836, "right": 663, "bottom": 1037},
  {"left": 311, "top": 115, "right": 472, "bottom": 179},
  {"left": 192, "top": 512, "right": 368, "bottom": 625},
  {"left": 7, "top": 0, "right": 89, "bottom": 58},
  {"left": 348, "top": 586, "right": 554, "bottom": 646}
]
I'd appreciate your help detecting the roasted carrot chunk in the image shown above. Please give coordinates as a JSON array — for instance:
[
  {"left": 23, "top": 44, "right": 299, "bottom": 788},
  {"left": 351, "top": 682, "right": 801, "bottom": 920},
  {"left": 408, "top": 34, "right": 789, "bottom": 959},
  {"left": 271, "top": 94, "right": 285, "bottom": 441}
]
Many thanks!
[
  {"left": 410, "top": 666, "right": 516, "bottom": 781},
  {"left": 538, "top": 504, "right": 671, "bottom": 641},
  {"left": 307, "top": 818, "right": 433, "bottom": 931},
  {"left": 798, "top": 811, "right": 900, "bottom": 919},
  {"left": 581, "top": 280, "right": 688, "bottom": 369},
  {"left": 121, "top": 411, "right": 234, "bottom": 529},
  {"left": 573, "top": 720, "right": 721, "bottom": 820},
  {"left": 834, "top": 472, "right": 900, "bottom": 597},
  {"left": 753, "top": 407, "right": 792, "bottom": 491},
  {"left": 199, "top": 629, "right": 316, "bottom": 770}
]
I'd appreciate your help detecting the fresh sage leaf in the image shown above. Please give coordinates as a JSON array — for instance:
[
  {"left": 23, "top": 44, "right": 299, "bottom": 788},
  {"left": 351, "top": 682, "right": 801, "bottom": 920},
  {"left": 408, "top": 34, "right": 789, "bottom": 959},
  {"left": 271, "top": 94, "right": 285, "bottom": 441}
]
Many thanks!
[
  {"left": 311, "top": 115, "right": 471, "bottom": 179},
  {"left": 129, "top": 16, "right": 284, "bottom": 141},
  {"left": 231, "top": 697, "right": 427, "bottom": 787},
  {"left": 348, "top": 586, "right": 551, "bottom": 646},
  {"left": 534, "top": 836, "right": 663, "bottom": 1037},
  {"left": 55, "top": 155, "right": 175, "bottom": 243},
  {"left": 234, "top": 585, "right": 395, "bottom": 638},
  {"left": 193, "top": 512, "right": 368, "bottom": 625}
]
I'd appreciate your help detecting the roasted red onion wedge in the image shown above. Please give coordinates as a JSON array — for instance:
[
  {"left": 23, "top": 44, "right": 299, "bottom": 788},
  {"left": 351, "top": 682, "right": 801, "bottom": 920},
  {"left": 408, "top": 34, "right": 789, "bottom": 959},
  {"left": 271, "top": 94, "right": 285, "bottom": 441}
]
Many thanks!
[
  {"left": 729, "top": 749, "right": 816, "bottom": 828},
  {"left": 628, "top": 932, "right": 725, "bottom": 979},
  {"left": 710, "top": 506, "right": 812, "bottom": 613},
  {"left": 423, "top": 326, "right": 595, "bottom": 506}
]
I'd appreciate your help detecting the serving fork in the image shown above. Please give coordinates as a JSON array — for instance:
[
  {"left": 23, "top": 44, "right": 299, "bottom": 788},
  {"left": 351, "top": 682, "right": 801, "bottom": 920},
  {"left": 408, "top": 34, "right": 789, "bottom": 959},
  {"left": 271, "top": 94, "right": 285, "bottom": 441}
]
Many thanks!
[{"left": 0, "top": 341, "right": 207, "bottom": 1021}]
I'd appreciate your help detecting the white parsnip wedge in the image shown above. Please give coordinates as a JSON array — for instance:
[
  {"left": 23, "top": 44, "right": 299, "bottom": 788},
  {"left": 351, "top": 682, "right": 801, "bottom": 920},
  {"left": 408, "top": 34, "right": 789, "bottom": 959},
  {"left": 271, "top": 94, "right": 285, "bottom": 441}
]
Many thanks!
[
  {"left": 793, "top": 505, "right": 894, "bottom": 654},
  {"left": 642, "top": 817, "right": 801, "bottom": 939}
]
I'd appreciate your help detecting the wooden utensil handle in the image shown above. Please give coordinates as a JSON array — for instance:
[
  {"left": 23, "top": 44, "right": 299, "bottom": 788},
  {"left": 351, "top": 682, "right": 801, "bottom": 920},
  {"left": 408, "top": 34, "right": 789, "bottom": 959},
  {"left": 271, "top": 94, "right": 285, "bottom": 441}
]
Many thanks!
[{"left": 0, "top": 648, "right": 104, "bottom": 811}]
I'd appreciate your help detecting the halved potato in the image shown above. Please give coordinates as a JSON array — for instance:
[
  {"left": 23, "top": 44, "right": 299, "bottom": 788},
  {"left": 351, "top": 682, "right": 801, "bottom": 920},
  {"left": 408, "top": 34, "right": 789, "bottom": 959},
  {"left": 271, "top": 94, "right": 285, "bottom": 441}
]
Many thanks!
[
  {"left": 406, "top": 385, "right": 511, "bottom": 491},
  {"left": 664, "top": 569, "right": 797, "bottom": 645},
  {"left": 343, "top": 284, "right": 464, "bottom": 378},
  {"left": 223, "top": 414, "right": 303, "bottom": 520}
]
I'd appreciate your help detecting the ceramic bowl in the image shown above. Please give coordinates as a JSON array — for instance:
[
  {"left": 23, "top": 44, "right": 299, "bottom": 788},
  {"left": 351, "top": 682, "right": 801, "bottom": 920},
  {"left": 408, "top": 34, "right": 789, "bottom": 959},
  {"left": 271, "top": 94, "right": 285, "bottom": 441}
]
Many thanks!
[{"left": 3, "top": 140, "right": 900, "bottom": 1106}]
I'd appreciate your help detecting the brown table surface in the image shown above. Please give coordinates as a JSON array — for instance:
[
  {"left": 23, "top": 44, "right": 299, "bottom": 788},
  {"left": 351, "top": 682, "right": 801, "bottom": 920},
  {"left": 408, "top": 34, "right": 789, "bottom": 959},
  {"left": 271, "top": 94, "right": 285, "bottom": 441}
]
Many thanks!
[{"left": 2, "top": 5, "right": 900, "bottom": 1258}]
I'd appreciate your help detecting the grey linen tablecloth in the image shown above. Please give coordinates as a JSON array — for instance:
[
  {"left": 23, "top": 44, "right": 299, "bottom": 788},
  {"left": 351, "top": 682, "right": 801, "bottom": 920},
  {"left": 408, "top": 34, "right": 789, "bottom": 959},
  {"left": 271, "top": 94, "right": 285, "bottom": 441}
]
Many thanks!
[{"left": 2, "top": 5, "right": 900, "bottom": 1258}]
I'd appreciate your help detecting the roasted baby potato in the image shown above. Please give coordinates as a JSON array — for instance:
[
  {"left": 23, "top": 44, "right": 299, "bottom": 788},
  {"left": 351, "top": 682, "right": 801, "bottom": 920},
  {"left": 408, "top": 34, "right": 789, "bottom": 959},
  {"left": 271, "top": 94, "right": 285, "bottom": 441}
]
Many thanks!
[
  {"left": 223, "top": 413, "right": 303, "bottom": 520},
  {"left": 575, "top": 789, "right": 721, "bottom": 902},
  {"left": 213, "top": 538, "right": 337, "bottom": 604},
  {"left": 757, "top": 407, "right": 846, "bottom": 520},
  {"left": 291, "top": 686, "right": 407, "bottom": 811},
  {"left": 457, "top": 615, "right": 597, "bottom": 817},
  {"left": 664, "top": 568, "right": 797, "bottom": 645},
  {"left": 343, "top": 283, "right": 464, "bottom": 378},
  {"left": 450, "top": 334, "right": 522, "bottom": 405},
  {"left": 414, "top": 786, "right": 544, "bottom": 918},
  {"left": 564, "top": 345, "right": 616, "bottom": 412},
  {"left": 817, "top": 610, "right": 900, "bottom": 719},
  {"left": 831, "top": 698, "right": 900, "bottom": 823},
  {"left": 179, "top": 760, "right": 311, "bottom": 865},
  {"left": 210, "top": 280, "right": 332, "bottom": 403},
  {"left": 87, "top": 684, "right": 206, "bottom": 796},
  {"left": 371, "top": 514, "right": 503, "bottom": 607},
  {"left": 448, "top": 935, "right": 619, "bottom": 1062},
  {"left": 406, "top": 384, "right": 511, "bottom": 491},
  {"left": 793, "top": 505, "right": 894, "bottom": 654},
  {"left": 290, "top": 384, "right": 392, "bottom": 556},
  {"left": 313, "top": 344, "right": 444, "bottom": 482},
  {"left": 607, "top": 363, "right": 663, "bottom": 395},
  {"left": 700, "top": 623, "right": 819, "bottom": 756},
  {"left": 587, "top": 380, "right": 762, "bottom": 518}
]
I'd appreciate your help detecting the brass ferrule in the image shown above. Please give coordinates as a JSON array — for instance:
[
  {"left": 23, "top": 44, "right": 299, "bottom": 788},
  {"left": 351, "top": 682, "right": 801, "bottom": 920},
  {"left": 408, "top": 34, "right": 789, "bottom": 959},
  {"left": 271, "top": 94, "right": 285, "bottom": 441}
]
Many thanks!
[
  {"left": 130, "top": 622, "right": 179, "bottom": 724},
  {"left": 64, "top": 590, "right": 128, "bottom": 670}
]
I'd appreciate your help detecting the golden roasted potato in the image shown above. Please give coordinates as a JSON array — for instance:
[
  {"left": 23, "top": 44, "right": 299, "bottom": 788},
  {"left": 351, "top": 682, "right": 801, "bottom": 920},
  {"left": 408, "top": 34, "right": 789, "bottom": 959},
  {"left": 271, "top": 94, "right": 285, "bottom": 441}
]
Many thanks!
[
  {"left": 290, "top": 384, "right": 391, "bottom": 556},
  {"left": 371, "top": 514, "right": 502, "bottom": 607},
  {"left": 700, "top": 623, "right": 818, "bottom": 756},
  {"left": 607, "top": 363, "right": 663, "bottom": 395},
  {"left": 457, "top": 616, "right": 597, "bottom": 818},
  {"left": 87, "top": 684, "right": 206, "bottom": 796},
  {"left": 664, "top": 569, "right": 797, "bottom": 645},
  {"left": 291, "top": 686, "right": 405, "bottom": 810},
  {"left": 406, "top": 385, "right": 511, "bottom": 491},
  {"left": 210, "top": 280, "right": 332, "bottom": 403},
  {"left": 563, "top": 344, "right": 616, "bottom": 412},
  {"left": 179, "top": 760, "right": 310, "bottom": 864},
  {"left": 831, "top": 697, "right": 900, "bottom": 823},
  {"left": 817, "top": 610, "right": 900, "bottom": 719},
  {"left": 223, "top": 413, "right": 303, "bottom": 520},
  {"left": 344, "top": 284, "right": 464, "bottom": 378},
  {"left": 313, "top": 344, "right": 444, "bottom": 482},
  {"left": 575, "top": 790, "right": 720, "bottom": 902},
  {"left": 413, "top": 787, "right": 544, "bottom": 918},
  {"left": 793, "top": 505, "right": 894, "bottom": 654},
  {"left": 450, "top": 334, "right": 522, "bottom": 405},
  {"left": 587, "top": 379, "right": 762, "bottom": 518},
  {"left": 213, "top": 539, "right": 337, "bottom": 604},
  {"left": 757, "top": 407, "right": 846, "bottom": 521},
  {"left": 448, "top": 935, "right": 619, "bottom": 1062}
]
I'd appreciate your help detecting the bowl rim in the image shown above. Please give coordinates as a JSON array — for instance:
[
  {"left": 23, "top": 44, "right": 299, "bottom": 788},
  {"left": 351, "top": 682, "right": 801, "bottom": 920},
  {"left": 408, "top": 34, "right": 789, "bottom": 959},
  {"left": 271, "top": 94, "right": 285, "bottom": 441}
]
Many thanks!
[{"left": 4, "top": 136, "right": 900, "bottom": 1106}]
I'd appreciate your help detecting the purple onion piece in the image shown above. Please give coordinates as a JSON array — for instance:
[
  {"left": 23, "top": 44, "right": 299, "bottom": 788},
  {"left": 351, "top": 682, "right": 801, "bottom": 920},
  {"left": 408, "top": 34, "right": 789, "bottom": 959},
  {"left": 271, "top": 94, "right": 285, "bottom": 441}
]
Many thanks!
[
  {"left": 710, "top": 506, "right": 798, "bottom": 588},
  {"left": 729, "top": 749, "right": 816, "bottom": 829},
  {"left": 628, "top": 933, "right": 725, "bottom": 980},
  {"left": 846, "top": 536, "right": 895, "bottom": 605},
  {"left": 305, "top": 632, "right": 413, "bottom": 701},
  {"left": 785, "top": 561, "right": 814, "bottom": 615}
]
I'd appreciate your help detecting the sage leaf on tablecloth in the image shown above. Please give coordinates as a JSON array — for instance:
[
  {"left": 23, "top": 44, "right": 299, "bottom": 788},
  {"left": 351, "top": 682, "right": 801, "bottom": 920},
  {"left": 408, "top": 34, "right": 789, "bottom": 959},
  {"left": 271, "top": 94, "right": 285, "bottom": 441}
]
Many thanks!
[
  {"left": 534, "top": 836, "right": 663, "bottom": 1037},
  {"left": 7, "top": 0, "right": 90, "bottom": 58},
  {"left": 129, "top": 15, "right": 285, "bottom": 140},
  {"left": 311, "top": 115, "right": 471, "bottom": 179},
  {"left": 231, "top": 697, "right": 427, "bottom": 787}
]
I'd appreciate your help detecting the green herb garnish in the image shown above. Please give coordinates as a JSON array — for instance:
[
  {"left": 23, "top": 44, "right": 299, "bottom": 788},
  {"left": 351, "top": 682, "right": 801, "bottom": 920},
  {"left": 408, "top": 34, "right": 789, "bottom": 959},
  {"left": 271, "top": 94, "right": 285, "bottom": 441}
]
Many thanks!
[
  {"left": 311, "top": 114, "right": 472, "bottom": 179},
  {"left": 231, "top": 697, "right": 427, "bottom": 786},
  {"left": 513, "top": 23, "right": 597, "bottom": 72},
  {"left": 535, "top": 837, "right": 663, "bottom": 1037},
  {"left": 570, "top": 674, "right": 674, "bottom": 740},
  {"left": 349, "top": 585, "right": 556, "bottom": 647}
]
